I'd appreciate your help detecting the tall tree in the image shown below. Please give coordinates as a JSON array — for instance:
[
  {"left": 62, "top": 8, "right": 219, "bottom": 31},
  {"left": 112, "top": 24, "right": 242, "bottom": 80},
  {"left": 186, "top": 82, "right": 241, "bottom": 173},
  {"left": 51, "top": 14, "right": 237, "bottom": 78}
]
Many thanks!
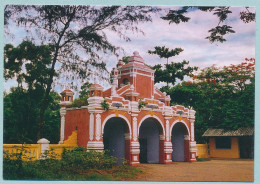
[
  {"left": 4, "top": 87, "right": 61, "bottom": 143},
  {"left": 4, "top": 41, "right": 61, "bottom": 143},
  {"left": 168, "top": 58, "right": 255, "bottom": 142},
  {"left": 5, "top": 5, "right": 160, "bottom": 139}
]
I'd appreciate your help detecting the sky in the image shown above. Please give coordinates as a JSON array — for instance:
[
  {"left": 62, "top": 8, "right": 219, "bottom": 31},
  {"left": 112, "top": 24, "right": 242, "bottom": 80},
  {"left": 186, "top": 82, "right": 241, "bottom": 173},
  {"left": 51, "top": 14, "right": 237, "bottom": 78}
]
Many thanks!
[{"left": 4, "top": 6, "right": 256, "bottom": 93}]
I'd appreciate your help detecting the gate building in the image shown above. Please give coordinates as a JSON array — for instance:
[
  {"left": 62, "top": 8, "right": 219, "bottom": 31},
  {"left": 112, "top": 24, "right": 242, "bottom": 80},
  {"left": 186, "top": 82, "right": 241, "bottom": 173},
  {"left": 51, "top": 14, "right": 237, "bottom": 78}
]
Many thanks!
[{"left": 59, "top": 51, "right": 197, "bottom": 165}]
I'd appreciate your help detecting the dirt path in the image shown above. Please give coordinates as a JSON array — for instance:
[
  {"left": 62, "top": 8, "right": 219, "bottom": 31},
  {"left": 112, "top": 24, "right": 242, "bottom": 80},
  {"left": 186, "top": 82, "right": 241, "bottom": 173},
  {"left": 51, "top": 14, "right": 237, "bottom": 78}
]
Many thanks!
[{"left": 131, "top": 159, "right": 254, "bottom": 182}]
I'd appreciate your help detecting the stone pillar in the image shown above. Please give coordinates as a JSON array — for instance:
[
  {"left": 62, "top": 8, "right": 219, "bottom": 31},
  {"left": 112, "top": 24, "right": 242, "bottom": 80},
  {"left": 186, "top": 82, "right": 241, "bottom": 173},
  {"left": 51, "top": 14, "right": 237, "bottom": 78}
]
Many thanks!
[
  {"left": 164, "top": 141, "right": 173, "bottom": 164},
  {"left": 130, "top": 141, "right": 140, "bottom": 165},
  {"left": 163, "top": 119, "right": 172, "bottom": 163},
  {"left": 189, "top": 119, "right": 197, "bottom": 161},
  {"left": 95, "top": 114, "right": 101, "bottom": 141},
  {"left": 129, "top": 115, "right": 140, "bottom": 165},
  {"left": 59, "top": 107, "right": 66, "bottom": 144},
  {"left": 87, "top": 113, "right": 104, "bottom": 152},
  {"left": 37, "top": 138, "right": 50, "bottom": 159}
]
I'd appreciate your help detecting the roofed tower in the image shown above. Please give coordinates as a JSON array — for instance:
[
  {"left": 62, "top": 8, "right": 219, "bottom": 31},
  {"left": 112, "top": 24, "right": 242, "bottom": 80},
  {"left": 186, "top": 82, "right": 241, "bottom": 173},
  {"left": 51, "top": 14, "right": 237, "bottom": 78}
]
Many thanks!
[
  {"left": 117, "top": 51, "right": 155, "bottom": 99},
  {"left": 60, "top": 89, "right": 74, "bottom": 107},
  {"left": 89, "top": 83, "right": 103, "bottom": 97}
]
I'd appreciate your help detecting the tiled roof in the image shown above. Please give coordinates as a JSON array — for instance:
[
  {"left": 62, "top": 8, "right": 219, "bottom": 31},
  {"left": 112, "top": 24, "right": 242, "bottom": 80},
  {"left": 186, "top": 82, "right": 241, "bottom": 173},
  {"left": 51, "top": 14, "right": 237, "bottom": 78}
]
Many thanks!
[{"left": 203, "top": 127, "right": 254, "bottom": 137}]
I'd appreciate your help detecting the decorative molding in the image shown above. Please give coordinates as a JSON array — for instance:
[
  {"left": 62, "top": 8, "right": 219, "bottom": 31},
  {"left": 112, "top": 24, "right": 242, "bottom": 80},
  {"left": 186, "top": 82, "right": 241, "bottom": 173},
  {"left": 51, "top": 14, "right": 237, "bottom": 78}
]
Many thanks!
[
  {"left": 60, "top": 107, "right": 66, "bottom": 116},
  {"left": 130, "top": 141, "right": 140, "bottom": 154},
  {"left": 59, "top": 101, "right": 72, "bottom": 106},
  {"left": 164, "top": 116, "right": 172, "bottom": 120},
  {"left": 164, "top": 142, "right": 173, "bottom": 153},
  {"left": 118, "top": 86, "right": 131, "bottom": 95},
  {"left": 87, "top": 141, "right": 104, "bottom": 151},
  {"left": 89, "top": 113, "right": 94, "bottom": 141},
  {"left": 95, "top": 114, "right": 101, "bottom": 141},
  {"left": 188, "top": 109, "right": 196, "bottom": 119},
  {"left": 112, "top": 109, "right": 127, "bottom": 117},
  {"left": 145, "top": 111, "right": 156, "bottom": 116}
]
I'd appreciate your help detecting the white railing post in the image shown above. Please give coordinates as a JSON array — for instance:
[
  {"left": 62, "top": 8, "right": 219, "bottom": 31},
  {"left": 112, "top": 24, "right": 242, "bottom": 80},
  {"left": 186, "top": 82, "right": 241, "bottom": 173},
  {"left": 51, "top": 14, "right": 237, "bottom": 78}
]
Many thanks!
[{"left": 37, "top": 138, "right": 50, "bottom": 159}]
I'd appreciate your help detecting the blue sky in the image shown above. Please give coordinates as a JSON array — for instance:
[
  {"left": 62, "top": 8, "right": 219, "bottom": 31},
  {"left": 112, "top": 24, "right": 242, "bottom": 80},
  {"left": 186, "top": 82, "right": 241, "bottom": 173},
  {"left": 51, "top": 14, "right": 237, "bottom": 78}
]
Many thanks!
[{"left": 4, "top": 6, "right": 255, "bottom": 93}]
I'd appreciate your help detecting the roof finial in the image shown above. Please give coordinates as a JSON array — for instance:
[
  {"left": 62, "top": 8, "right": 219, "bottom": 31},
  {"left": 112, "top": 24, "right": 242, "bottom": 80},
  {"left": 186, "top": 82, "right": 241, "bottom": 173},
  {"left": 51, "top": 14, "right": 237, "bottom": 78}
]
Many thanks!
[{"left": 133, "top": 51, "right": 139, "bottom": 56}]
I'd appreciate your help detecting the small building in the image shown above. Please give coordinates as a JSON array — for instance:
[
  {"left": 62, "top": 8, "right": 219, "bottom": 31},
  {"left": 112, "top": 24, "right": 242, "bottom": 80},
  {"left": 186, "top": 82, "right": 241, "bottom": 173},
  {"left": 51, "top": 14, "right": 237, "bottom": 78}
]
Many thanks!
[
  {"left": 203, "top": 127, "right": 254, "bottom": 159},
  {"left": 59, "top": 51, "right": 197, "bottom": 165}
]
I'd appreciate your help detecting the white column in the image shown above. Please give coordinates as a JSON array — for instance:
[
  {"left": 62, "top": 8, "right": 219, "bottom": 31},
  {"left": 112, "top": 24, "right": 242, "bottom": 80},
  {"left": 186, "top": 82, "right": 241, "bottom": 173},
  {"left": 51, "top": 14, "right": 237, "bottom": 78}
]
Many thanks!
[
  {"left": 59, "top": 107, "right": 66, "bottom": 144},
  {"left": 95, "top": 114, "right": 101, "bottom": 141},
  {"left": 89, "top": 113, "right": 94, "bottom": 141},
  {"left": 191, "top": 119, "right": 195, "bottom": 141},
  {"left": 133, "top": 117, "right": 138, "bottom": 141},
  {"left": 166, "top": 120, "right": 170, "bottom": 141}
]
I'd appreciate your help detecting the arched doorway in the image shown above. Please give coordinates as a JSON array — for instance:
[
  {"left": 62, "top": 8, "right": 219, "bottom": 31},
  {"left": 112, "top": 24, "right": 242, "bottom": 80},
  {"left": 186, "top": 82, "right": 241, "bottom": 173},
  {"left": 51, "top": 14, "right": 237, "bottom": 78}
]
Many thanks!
[
  {"left": 171, "top": 122, "right": 189, "bottom": 162},
  {"left": 103, "top": 117, "right": 130, "bottom": 165},
  {"left": 139, "top": 117, "right": 164, "bottom": 163}
]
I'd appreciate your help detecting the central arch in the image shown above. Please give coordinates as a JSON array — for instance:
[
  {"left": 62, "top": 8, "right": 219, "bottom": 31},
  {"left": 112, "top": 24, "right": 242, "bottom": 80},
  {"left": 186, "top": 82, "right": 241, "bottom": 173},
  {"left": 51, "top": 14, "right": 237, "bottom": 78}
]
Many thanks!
[
  {"left": 138, "top": 116, "right": 165, "bottom": 164},
  {"left": 103, "top": 117, "right": 130, "bottom": 165}
]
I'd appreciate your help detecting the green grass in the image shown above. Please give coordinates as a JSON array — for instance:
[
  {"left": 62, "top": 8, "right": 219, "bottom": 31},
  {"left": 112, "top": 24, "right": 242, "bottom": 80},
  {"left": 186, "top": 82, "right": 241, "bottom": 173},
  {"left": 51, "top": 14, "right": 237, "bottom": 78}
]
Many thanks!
[{"left": 3, "top": 148, "right": 143, "bottom": 181}]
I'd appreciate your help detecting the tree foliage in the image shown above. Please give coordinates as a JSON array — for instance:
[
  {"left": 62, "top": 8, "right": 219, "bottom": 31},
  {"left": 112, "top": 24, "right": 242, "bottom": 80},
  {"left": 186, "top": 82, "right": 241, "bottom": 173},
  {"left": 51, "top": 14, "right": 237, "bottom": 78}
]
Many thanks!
[
  {"left": 69, "top": 82, "right": 91, "bottom": 108},
  {"left": 4, "top": 41, "right": 54, "bottom": 89},
  {"left": 161, "top": 6, "right": 255, "bottom": 43},
  {"left": 151, "top": 60, "right": 198, "bottom": 89},
  {"left": 5, "top": 5, "right": 160, "bottom": 139},
  {"left": 148, "top": 46, "right": 183, "bottom": 65},
  {"left": 4, "top": 88, "right": 60, "bottom": 144},
  {"left": 168, "top": 58, "right": 255, "bottom": 143}
]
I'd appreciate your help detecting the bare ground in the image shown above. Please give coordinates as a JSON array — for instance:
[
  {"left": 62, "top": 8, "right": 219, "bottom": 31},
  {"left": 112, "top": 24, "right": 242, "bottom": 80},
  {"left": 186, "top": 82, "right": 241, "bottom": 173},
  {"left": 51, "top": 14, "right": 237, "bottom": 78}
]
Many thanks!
[{"left": 131, "top": 159, "right": 254, "bottom": 182}]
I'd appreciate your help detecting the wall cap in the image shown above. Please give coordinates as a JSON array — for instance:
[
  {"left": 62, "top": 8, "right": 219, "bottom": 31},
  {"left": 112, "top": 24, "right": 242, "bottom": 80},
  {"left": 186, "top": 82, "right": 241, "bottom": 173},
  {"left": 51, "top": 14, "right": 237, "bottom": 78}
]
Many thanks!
[{"left": 37, "top": 138, "right": 50, "bottom": 144}]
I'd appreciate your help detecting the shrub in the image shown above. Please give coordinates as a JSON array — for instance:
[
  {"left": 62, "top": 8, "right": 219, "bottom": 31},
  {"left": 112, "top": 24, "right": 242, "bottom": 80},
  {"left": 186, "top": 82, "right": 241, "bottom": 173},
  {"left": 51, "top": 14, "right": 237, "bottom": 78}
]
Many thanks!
[{"left": 61, "top": 147, "right": 117, "bottom": 173}]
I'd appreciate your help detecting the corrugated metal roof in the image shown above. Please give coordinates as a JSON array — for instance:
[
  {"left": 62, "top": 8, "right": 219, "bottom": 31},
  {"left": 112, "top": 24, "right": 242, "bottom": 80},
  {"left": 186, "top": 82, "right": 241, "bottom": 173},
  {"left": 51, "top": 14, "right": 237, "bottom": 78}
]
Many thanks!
[{"left": 203, "top": 127, "right": 254, "bottom": 137}]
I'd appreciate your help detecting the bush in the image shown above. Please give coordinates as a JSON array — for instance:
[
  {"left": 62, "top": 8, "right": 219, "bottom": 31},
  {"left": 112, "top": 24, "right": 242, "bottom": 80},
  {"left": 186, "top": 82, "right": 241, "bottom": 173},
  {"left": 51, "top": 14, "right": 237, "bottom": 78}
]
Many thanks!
[
  {"left": 3, "top": 147, "right": 141, "bottom": 180},
  {"left": 61, "top": 147, "right": 117, "bottom": 172}
]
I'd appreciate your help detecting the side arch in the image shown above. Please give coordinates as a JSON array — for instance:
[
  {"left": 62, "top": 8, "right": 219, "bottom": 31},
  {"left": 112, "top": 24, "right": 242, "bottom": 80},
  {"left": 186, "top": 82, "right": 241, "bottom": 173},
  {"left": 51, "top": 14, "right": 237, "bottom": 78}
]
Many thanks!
[
  {"left": 170, "top": 119, "right": 190, "bottom": 138},
  {"left": 138, "top": 115, "right": 165, "bottom": 137},
  {"left": 102, "top": 114, "right": 132, "bottom": 136}
]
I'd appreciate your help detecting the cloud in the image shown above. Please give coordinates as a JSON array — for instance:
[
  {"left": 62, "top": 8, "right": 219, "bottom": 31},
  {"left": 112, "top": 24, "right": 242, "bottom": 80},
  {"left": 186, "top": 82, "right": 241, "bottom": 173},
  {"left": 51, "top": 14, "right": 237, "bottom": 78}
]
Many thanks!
[
  {"left": 103, "top": 6, "right": 255, "bottom": 70},
  {"left": 4, "top": 6, "right": 255, "bottom": 92}
]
